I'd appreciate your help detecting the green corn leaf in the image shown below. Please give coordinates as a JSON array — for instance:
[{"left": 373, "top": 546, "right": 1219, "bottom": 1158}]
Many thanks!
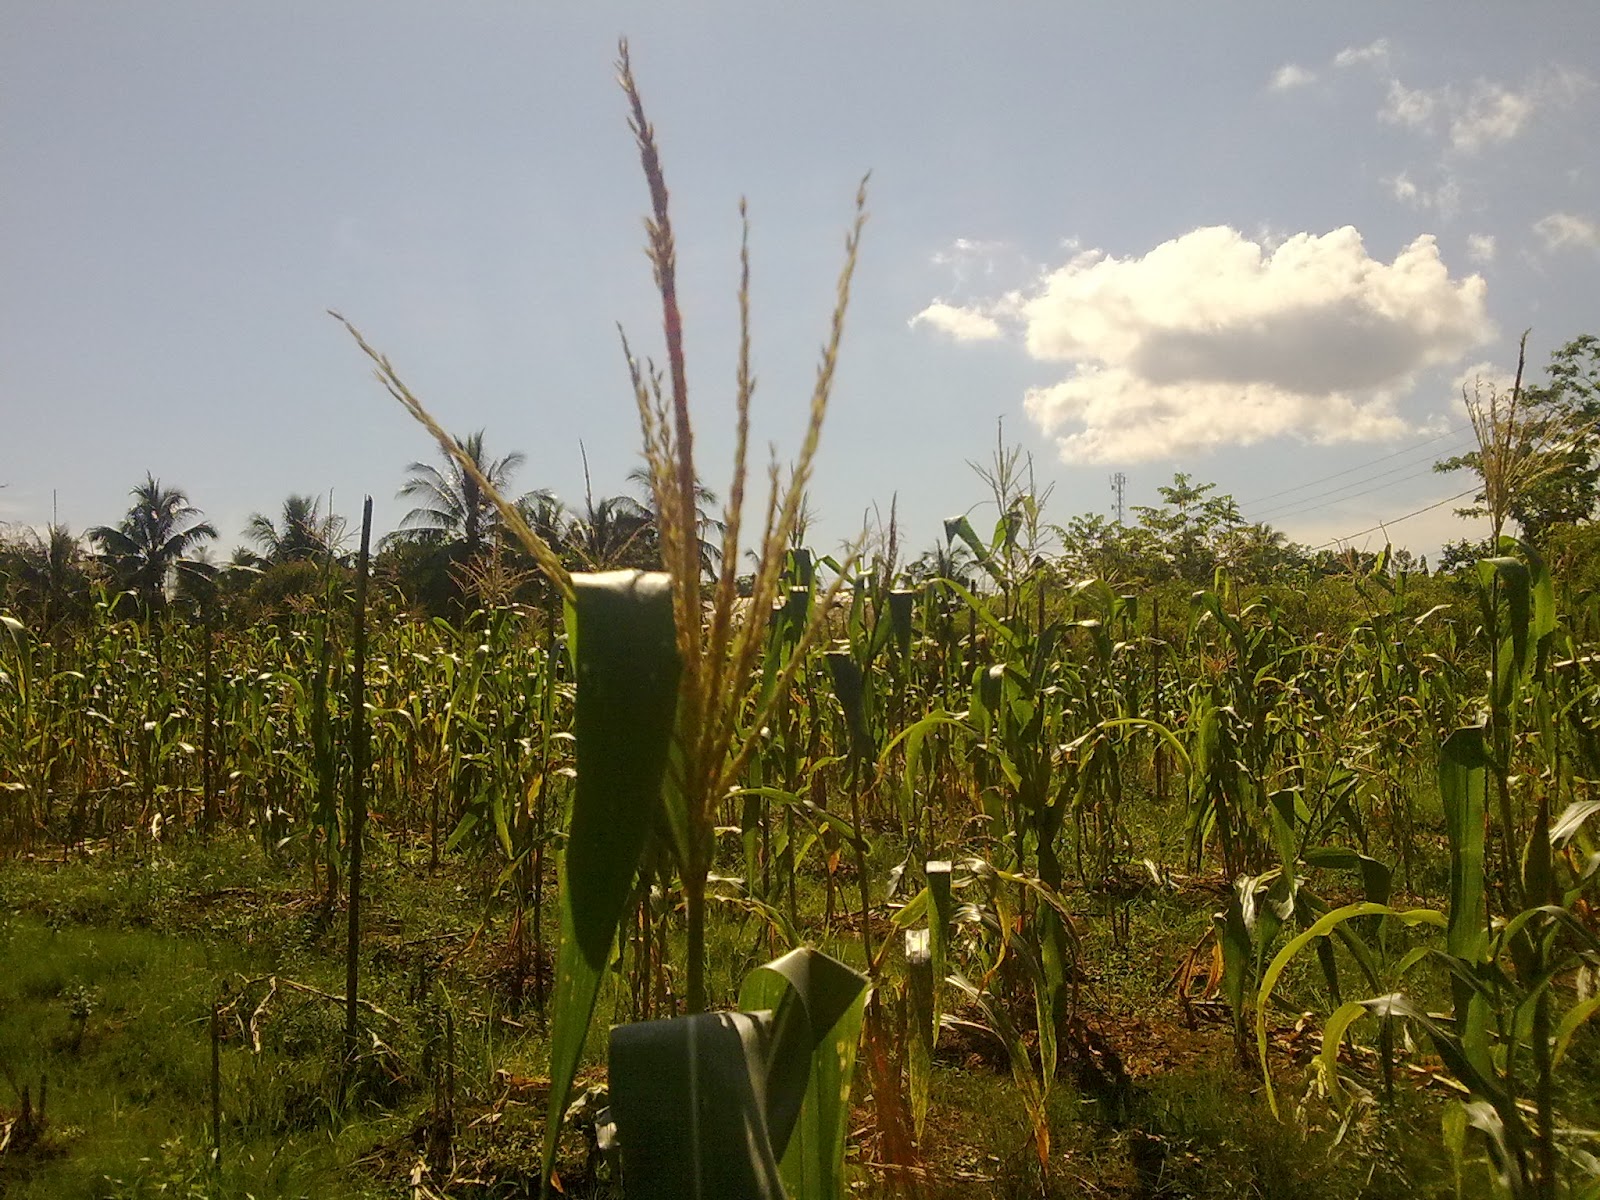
[
  {"left": 1439, "top": 726, "right": 1490, "bottom": 976},
  {"left": 1217, "top": 883, "right": 1253, "bottom": 1040},
  {"left": 927, "top": 860, "right": 953, "bottom": 1030},
  {"left": 1095, "top": 717, "right": 1192, "bottom": 775},
  {"left": 1554, "top": 995, "right": 1600, "bottom": 1069},
  {"left": 943, "top": 514, "right": 1005, "bottom": 585},
  {"left": 1477, "top": 556, "right": 1532, "bottom": 703},
  {"left": 887, "top": 589, "right": 915, "bottom": 659},
  {"left": 904, "top": 928, "right": 934, "bottom": 1138},
  {"left": 1255, "top": 902, "right": 1445, "bottom": 1118},
  {"left": 739, "top": 947, "right": 870, "bottom": 1200},
  {"left": 824, "top": 652, "right": 874, "bottom": 762},
  {"left": 607, "top": 1011, "right": 787, "bottom": 1200},
  {"left": 1316, "top": 1000, "right": 1370, "bottom": 1110},
  {"left": 936, "top": 576, "right": 1017, "bottom": 646},
  {"left": 947, "top": 972, "right": 1050, "bottom": 1166},
  {"left": 1551, "top": 799, "right": 1600, "bottom": 848},
  {"left": 1502, "top": 535, "right": 1556, "bottom": 673},
  {"left": 542, "top": 570, "right": 680, "bottom": 1196}
]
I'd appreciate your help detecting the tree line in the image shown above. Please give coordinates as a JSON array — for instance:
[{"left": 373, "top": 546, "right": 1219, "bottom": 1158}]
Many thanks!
[{"left": 3, "top": 333, "right": 1597, "bottom": 631}]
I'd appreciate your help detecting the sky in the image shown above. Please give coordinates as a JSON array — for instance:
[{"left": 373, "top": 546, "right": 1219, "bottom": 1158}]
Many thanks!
[{"left": 4, "top": 4, "right": 1598, "bottom": 566}]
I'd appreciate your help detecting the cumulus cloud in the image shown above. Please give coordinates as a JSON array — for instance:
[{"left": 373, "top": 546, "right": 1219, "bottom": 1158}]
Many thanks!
[
  {"left": 912, "top": 226, "right": 1494, "bottom": 463},
  {"left": 1335, "top": 38, "right": 1390, "bottom": 69},
  {"left": 908, "top": 301, "right": 1003, "bottom": 342},
  {"left": 1534, "top": 212, "right": 1600, "bottom": 253},
  {"left": 1270, "top": 63, "right": 1316, "bottom": 91},
  {"left": 1467, "top": 233, "right": 1497, "bottom": 263}
]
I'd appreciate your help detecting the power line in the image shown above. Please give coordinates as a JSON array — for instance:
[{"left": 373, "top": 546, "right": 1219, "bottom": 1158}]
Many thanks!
[
  {"left": 1235, "top": 424, "right": 1471, "bottom": 509},
  {"left": 1307, "top": 487, "right": 1480, "bottom": 551},
  {"left": 1247, "top": 447, "right": 1475, "bottom": 523}
]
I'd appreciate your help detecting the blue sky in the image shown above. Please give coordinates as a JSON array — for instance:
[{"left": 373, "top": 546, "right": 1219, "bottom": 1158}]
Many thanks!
[{"left": 4, "top": 4, "right": 1597, "bottom": 564}]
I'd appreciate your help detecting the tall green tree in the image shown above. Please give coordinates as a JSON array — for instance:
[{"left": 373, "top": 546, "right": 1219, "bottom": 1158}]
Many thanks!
[
  {"left": 1053, "top": 512, "right": 1163, "bottom": 584},
  {"left": 1131, "top": 472, "right": 1244, "bottom": 583},
  {"left": 564, "top": 493, "right": 658, "bottom": 571},
  {"left": 242, "top": 493, "right": 343, "bottom": 565},
  {"left": 394, "top": 429, "right": 526, "bottom": 560},
  {"left": 625, "top": 462, "right": 723, "bottom": 579},
  {"left": 88, "top": 474, "right": 216, "bottom": 617},
  {"left": 1215, "top": 521, "right": 1306, "bottom": 584},
  {"left": 0, "top": 523, "right": 94, "bottom": 629}
]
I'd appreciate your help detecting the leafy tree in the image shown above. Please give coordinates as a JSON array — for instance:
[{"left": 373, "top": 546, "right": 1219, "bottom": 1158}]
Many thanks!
[
  {"left": 1215, "top": 521, "right": 1307, "bottom": 584},
  {"left": 905, "top": 537, "right": 977, "bottom": 590},
  {"left": 87, "top": 474, "right": 216, "bottom": 617},
  {"left": 1130, "top": 472, "right": 1244, "bottom": 583},
  {"left": 242, "top": 493, "right": 344, "bottom": 565},
  {"left": 1052, "top": 512, "right": 1165, "bottom": 584},
  {"left": 513, "top": 489, "right": 569, "bottom": 551}
]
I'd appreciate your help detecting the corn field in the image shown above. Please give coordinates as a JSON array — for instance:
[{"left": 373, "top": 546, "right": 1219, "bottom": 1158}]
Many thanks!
[
  {"left": 4, "top": 45, "right": 1600, "bottom": 1200},
  {"left": 4, "top": 521, "right": 1599, "bottom": 1195}
]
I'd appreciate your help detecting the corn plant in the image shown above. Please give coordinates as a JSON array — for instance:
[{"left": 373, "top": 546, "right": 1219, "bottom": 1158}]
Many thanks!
[{"left": 1256, "top": 540, "right": 1600, "bottom": 1198}]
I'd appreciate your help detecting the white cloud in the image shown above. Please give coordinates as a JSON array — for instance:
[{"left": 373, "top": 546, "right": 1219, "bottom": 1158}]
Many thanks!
[
  {"left": 1381, "top": 80, "right": 1437, "bottom": 130},
  {"left": 1533, "top": 212, "right": 1600, "bottom": 252},
  {"left": 1378, "top": 67, "right": 1591, "bottom": 153},
  {"left": 1452, "top": 359, "right": 1517, "bottom": 399},
  {"left": 928, "top": 236, "right": 1020, "bottom": 290},
  {"left": 1387, "top": 171, "right": 1461, "bottom": 220},
  {"left": 1270, "top": 63, "right": 1316, "bottom": 91},
  {"left": 908, "top": 301, "right": 1003, "bottom": 342},
  {"left": 1466, "top": 233, "right": 1497, "bottom": 263},
  {"left": 914, "top": 226, "right": 1494, "bottom": 464},
  {"left": 1334, "top": 38, "right": 1390, "bottom": 69},
  {"left": 1449, "top": 83, "right": 1536, "bottom": 151},
  {"left": 930, "top": 237, "right": 1004, "bottom": 267}
]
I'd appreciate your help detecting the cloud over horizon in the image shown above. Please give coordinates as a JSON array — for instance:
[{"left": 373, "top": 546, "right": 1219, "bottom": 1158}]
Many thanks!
[{"left": 912, "top": 225, "right": 1494, "bottom": 464}]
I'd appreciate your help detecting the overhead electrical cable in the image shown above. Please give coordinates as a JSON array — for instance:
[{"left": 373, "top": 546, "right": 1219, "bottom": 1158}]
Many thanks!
[
  {"left": 1307, "top": 488, "right": 1481, "bottom": 550},
  {"left": 1234, "top": 424, "right": 1472, "bottom": 509},
  {"left": 1244, "top": 444, "right": 1477, "bottom": 524}
]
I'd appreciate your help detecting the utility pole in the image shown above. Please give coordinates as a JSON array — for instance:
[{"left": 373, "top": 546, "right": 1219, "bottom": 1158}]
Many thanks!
[{"left": 1110, "top": 472, "right": 1127, "bottom": 524}]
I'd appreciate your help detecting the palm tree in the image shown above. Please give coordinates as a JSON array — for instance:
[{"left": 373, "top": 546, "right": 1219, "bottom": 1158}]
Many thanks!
[
  {"left": 244, "top": 494, "right": 343, "bottom": 565},
  {"left": 564, "top": 493, "right": 657, "bottom": 571},
  {"left": 88, "top": 474, "right": 216, "bottom": 616},
  {"left": 625, "top": 462, "right": 723, "bottom": 580},
  {"left": 394, "top": 430, "right": 525, "bottom": 559},
  {"left": 5, "top": 524, "right": 92, "bottom": 629},
  {"left": 513, "top": 489, "right": 569, "bottom": 551}
]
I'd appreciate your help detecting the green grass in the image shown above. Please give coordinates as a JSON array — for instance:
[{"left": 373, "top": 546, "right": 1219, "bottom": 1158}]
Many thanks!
[
  {"left": 0, "top": 838, "right": 549, "bottom": 1199},
  {"left": 0, "top": 916, "right": 386, "bottom": 1199}
]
